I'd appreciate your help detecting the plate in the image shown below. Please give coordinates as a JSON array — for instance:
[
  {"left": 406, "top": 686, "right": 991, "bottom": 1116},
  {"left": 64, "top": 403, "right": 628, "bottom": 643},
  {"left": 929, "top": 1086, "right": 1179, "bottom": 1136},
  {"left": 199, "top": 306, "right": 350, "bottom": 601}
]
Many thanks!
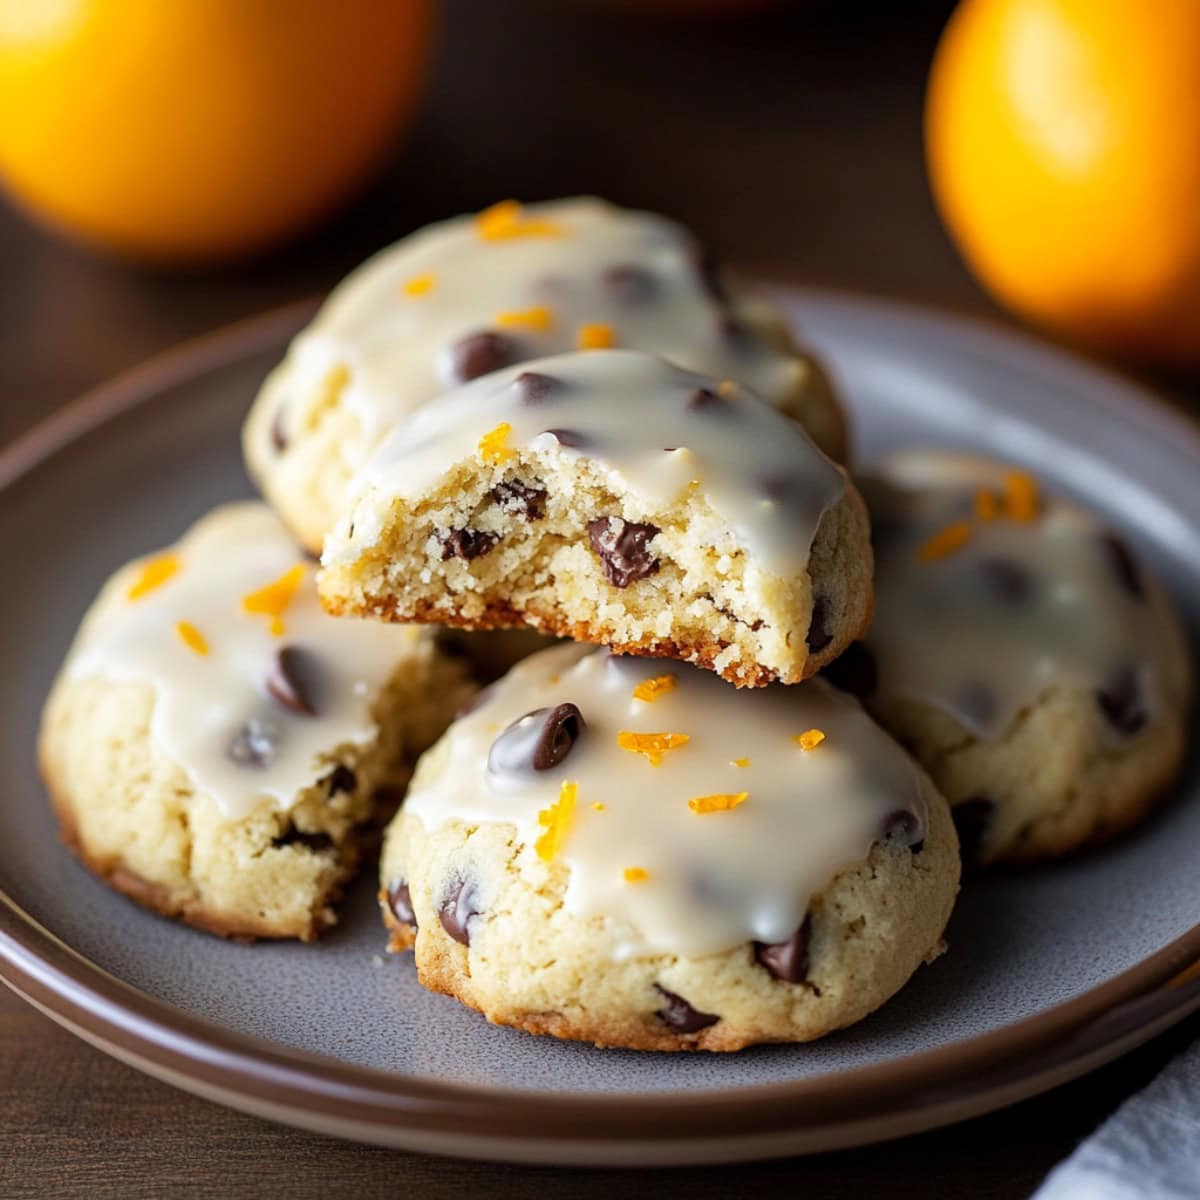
[{"left": 2, "top": 291, "right": 1199, "bottom": 1166}]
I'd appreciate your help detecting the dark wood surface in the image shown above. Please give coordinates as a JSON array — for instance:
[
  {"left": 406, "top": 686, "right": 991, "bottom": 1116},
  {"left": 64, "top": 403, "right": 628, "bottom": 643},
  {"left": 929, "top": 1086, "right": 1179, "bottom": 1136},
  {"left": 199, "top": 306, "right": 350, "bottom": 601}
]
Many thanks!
[{"left": 3, "top": 2, "right": 1196, "bottom": 1196}]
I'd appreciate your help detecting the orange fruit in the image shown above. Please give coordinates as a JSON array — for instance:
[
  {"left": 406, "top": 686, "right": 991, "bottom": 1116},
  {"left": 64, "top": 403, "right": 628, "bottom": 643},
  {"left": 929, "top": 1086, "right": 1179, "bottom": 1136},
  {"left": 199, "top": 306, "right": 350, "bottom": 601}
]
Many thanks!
[
  {"left": 926, "top": 0, "right": 1200, "bottom": 366},
  {"left": 0, "top": 0, "right": 433, "bottom": 264}
]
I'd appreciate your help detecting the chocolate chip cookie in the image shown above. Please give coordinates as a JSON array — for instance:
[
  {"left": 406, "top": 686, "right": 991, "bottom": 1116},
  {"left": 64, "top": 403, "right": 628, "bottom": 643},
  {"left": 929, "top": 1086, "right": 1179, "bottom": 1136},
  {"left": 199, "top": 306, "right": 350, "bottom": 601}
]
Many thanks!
[
  {"left": 380, "top": 643, "right": 959, "bottom": 1051},
  {"left": 39, "top": 502, "right": 474, "bottom": 940}
]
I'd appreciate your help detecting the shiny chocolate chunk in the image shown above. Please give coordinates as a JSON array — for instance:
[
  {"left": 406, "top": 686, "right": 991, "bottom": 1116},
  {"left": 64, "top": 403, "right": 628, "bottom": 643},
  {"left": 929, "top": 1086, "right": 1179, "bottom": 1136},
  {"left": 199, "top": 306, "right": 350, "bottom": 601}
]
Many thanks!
[
  {"left": 488, "top": 703, "right": 586, "bottom": 777},
  {"left": 685, "top": 386, "right": 723, "bottom": 412},
  {"left": 543, "top": 428, "right": 589, "bottom": 449},
  {"left": 1096, "top": 664, "right": 1148, "bottom": 736},
  {"left": 271, "top": 826, "right": 334, "bottom": 853},
  {"left": 977, "top": 557, "right": 1032, "bottom": 605},
  {"left": 387, "top": 881, "right": 418, "bottom": 928},
  {"left": 491, "top": 479, "right": 547, "bottom": 520},
  {"left": 449, "top": 330, "right": 516, "bottom": 382},
  {"left": 822, "top": 641, "right": 877, "bottom": 699},
  {"left": 806, "top": 595, "right": 833, "bottom": 654},
  {"left": 324, "top": 764, "right": 357, "bottom": 797},
  {"left": 439, "top": 879, "right": 481, "bottom": 946},
  {"left": 514, "top": 371, "right": 560, "bottom": 404},
  {"left": 587, "top": 517, "right": 661, "bottom": 587},
  {"left": 1101, "top": 533, "right": 1145, "bottom": 600},
  {"left": 952, "top": 797, "right": 994, "bottom": 870},
  {"left": 603, "top": 263, "right": 657, "bottom": 303},
  {"left": 654, "top": 985, "right": 719, "bottom": 1034},
  {"left": 266, "top": 646, "right": 323, "bottom": 717},
  {"left": 881, "top": 809, "right": 925, "bottom": 853},
  {"left": 439, "top": 529, "right": 500, "bottom": 561},
  {"left": 227, "top": 718, "right": 280, "bottom": 768},
  {"left": 754, "top": 915, "right": 812, "bottom": 984}
]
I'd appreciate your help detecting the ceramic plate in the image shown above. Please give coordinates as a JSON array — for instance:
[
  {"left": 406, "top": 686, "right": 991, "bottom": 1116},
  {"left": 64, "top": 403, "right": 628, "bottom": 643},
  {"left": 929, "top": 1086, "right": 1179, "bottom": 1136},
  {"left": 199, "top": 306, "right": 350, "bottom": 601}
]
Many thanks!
[{"left": 2, "top": 291, "right": 1199, "bottom": 1166}]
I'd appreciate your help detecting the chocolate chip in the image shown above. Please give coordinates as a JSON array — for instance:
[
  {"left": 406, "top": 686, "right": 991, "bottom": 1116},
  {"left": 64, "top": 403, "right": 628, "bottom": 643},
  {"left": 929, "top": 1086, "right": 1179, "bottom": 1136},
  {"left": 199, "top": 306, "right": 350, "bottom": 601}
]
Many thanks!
[
  {"left": 587, "top": 517, "right": 661, "bottom": 587},
  {"left": 654, "top": 985, "right": 719, "bottom": 1034},
  {"left": 491, "top": 479, "right": 547, "bottom": 520},
  {"left": 439, "top": 879, "right": 481, "bottom": 946},
  {"left": 1096, "top": 664, "right": 1148, "bottom": 736},
  {"left": 754, "top": 915, "right": 812, "bottom": 984},
  {"left": 514, "top": 371, "right": 560, "bottom": 404},
  {"left": 270, "top": 406, "right": 288, "bottom": 453},
  {"left": 806, "top": 595, "right": 833, "bottom": 653},
  {"left": 822, "top": 641, "right": 877, "bottom": 698},
  {"left": 439, "top": 529, "right": 500, "bottom": 561},
  {"left": 449, "top": 330, "right": 516, "bottom": 382},
  {"left": 271, "top": 827, "right": 334, "bottom": 853},
  {"left": 956, "top": 680, "right": 998, "bottom": 729},
  {"left": 881, "top": 809, "right": 925, "bottom": 853},
  {"left": 543, "top": 428, "right": 589, "bottom": 449},
  {"left": 488, "top": 703, "right": 586, "bottom": 778},
  {"left": 602, "top": 263, "right": 657, "bottom": 303},
  {"left": 952, "top": 797, "right": 994, "bottom": 870},
  {"left": 227, "top": 718, "right": 280, "bottom": 768},
  {"left": 324, "top": 764, "right": 356, "bottom": 797},
  {"left": 685, "top": 387, "right": 723, "bottom": 412},
  {"left": 266, "top": 646, "right": 323, "bottom": 716},
  {"left": 387, "top": 881, "right": 417, "bottom": 928},
  {"left": 1101, "top": 533, "right": 1145, "bottom": 600},
  {"left": 978, "top": 557, "right": 1032, "bottom": 605}
]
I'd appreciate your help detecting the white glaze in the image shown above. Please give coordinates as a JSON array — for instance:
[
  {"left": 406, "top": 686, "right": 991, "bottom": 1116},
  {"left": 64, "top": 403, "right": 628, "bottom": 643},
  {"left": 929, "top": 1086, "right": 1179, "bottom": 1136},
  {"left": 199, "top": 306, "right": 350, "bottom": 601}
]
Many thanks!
[
  {"left": 327, "top": 350, "right": 846, "bottom": 579},
  {"left": 66, "top": 503, "right": 429, "bottom": 820},
  {"left": 403, "top": 644, "right": 925, "bottom": 959},
  {"left": 268, "top": 197, "right": 808, "bottom": 456},
  {"left": 861, "top": 450, "right": 1185, "bottom": 739}
]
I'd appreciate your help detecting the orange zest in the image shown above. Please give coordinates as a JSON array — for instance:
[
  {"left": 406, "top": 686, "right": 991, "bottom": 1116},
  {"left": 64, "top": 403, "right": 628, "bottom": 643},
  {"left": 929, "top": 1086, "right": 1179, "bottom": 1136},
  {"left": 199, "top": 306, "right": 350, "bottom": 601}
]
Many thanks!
[
  {"left": 623, "top": 866, "right": 651, "bottom": 884},
  {"left": 793, "top": 729, "right": 826, "bottom": 752},
  {"left": 475, "top": 199, "right": 563, "bottom": 241},
  {"left": 126, "top": 553, "right": 180, "bottom": 601},
  {"left": 577, "top": 322, "right": 615, "bottom": 350},
  {"left": 974, "top": 489, "right": 999, "bottom": 521},
  {"left": 616, "top": 730, "right": 690, "bottom": 766},
  {"left": 632, "top": 674, "right": 677, "bottom": 703},
  {"left": 241, "top": 564, "right": 306, "bottom": 637},
  {"left": 917, "top": 519, "right": 971, "bottom": 563},
  {"left": 401, "top": 271, "right": 436, "bottom": 297},
  {"left": 732, "top": 757, "right": 751, "bottom": 768},
  {"left": 495, "top": 305, "right": 554, "bottom": 332},
  {"left": 1003, "top": 470, "right": 1039, "bottom": 522},
  {"left": 535, "top": 780, "right": 577, "bottom": 864},
  {"left": 590, "top": 801, "right": 606, "bottom": 812},
  {"left": 478, "top": 422, "right": 515, "bottom": 465},
  {"left": 175, "top": 620, "right": 209, "bottom": 656},
  {"left": 688, "top": 791, "right": 748, "bottom": 814}
]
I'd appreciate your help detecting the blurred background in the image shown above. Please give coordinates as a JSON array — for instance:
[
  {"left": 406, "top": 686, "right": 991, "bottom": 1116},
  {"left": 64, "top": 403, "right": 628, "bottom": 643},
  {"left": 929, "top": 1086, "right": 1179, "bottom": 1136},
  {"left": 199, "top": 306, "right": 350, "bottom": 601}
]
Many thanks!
[{"left": 8, "top": 0, "right": 1197, "bottom": 448}]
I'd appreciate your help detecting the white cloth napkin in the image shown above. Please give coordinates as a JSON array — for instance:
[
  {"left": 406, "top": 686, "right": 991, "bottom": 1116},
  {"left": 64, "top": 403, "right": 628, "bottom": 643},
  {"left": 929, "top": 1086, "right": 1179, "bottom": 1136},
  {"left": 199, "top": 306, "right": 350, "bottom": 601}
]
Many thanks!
[{"left": 1034, "top": 1038, "right": 1200, "bottom": 1199}]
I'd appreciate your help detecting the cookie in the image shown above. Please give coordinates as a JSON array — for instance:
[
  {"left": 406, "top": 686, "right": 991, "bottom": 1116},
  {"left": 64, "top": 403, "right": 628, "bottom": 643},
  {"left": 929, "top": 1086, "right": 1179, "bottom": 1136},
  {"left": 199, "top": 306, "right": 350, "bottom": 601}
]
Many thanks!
[
  {"left": 829, "top": 451, "right": 1192, "bottom": 867},
  {"left": 243, "top": 197, "right": 846, "bottom": 553},
  {"left": 319, "top": 350, "right": 873, "bottom": 688},
  {"left": 39, "top": 502, "right": 474, "bottom": 941},
  {"left": 379, "top": 643, "right": 959, "bottom": 1052}
]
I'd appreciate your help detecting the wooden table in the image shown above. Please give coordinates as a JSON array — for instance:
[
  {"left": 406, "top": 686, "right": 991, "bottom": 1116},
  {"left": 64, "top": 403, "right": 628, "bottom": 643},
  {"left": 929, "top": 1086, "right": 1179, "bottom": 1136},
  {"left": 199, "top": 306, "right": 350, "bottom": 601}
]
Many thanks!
[{"left": 3, "top": 2, "right": 1196, "bottom": 1195}]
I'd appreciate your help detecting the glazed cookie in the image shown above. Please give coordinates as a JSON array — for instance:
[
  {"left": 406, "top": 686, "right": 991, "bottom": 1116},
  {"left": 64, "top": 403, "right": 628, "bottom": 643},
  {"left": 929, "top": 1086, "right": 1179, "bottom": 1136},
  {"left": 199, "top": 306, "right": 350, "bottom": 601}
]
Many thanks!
[
  {"left": 319, "top": 350, "right": 872, "bottom": 688},
  {"left": 243, "top": 197, "right": 846, "bottom": 552},
  {"left": 827, "top": 451, "right": 1192, "bottom": 867},
  {"left": 380, "top": 644, "right": 959, "bottom": 1052},
  {"left": 39, "top": 503, "right": 474, "bottom": 941}
]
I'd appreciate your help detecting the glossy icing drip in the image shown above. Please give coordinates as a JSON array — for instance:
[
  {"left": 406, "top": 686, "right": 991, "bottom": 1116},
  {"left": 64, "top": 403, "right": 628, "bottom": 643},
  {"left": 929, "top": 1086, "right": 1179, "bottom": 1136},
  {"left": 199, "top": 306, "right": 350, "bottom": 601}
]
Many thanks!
[
  {"left": 861, "top": 451, "right": 1184, "bottom": 739},
  {"left": 328, "top": 349, "right": 846, "bottom": 579},
  {"left": 403, "top": 644, "right": 925, "bottom": 958},
  {"left": 67, "top": 502, "right": 428, "bottom": 819}
]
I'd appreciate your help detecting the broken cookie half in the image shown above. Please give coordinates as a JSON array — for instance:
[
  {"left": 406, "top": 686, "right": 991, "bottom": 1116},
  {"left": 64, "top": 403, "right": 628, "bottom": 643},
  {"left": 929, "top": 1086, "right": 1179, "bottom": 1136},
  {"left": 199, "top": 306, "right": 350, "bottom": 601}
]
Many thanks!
[{"left": 320, "top": 351, "right": 873, "bottom": 687}]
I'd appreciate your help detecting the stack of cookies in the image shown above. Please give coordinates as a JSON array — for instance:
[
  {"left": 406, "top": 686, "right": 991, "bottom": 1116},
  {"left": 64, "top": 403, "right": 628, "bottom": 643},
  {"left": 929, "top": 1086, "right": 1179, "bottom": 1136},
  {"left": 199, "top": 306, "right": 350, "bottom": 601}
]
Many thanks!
[{"left": 40, "top": 199, "right": 1192, "bottom": 1051}]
